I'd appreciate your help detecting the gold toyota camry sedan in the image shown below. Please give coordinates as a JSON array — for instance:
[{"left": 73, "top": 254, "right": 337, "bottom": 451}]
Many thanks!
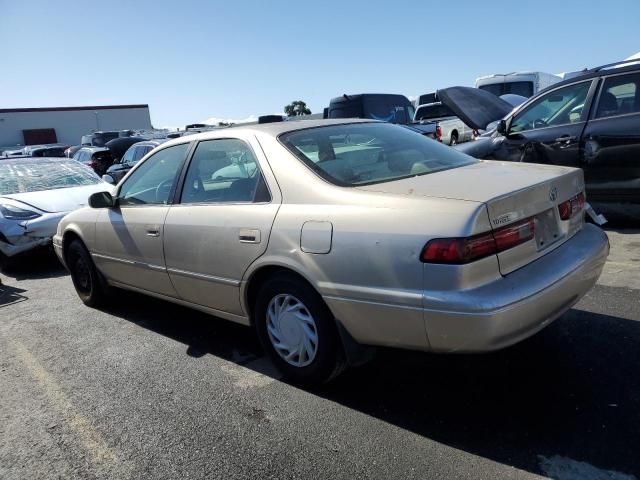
[{"left": 54, "top": 119, "right": 609, "bottom": 384}]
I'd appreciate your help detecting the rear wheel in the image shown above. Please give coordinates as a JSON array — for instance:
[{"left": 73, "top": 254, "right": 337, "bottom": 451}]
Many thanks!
[
  {"left": 66, "top": 239, "right": 107, "bottom": 307},
  {"left": 254, "top": 272, "right": 345, "bottom": 385},
  {"left": 449, "top": 131, "right": 458, "bottom": 146}
]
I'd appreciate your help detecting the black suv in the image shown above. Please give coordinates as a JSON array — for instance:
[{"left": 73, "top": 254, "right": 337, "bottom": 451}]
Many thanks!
[{"left": 441, "top": 59, "right": 640, "bottom": 221}]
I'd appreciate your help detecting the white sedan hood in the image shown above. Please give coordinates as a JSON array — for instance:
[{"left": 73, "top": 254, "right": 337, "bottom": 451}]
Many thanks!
[{"left": 0, "top": 183, "right": 112, "bottom": 213}]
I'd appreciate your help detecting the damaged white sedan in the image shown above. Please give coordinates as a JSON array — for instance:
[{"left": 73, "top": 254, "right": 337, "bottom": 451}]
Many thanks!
[{"left": 0, "top": 158, "right": 110, "bottom": 264}]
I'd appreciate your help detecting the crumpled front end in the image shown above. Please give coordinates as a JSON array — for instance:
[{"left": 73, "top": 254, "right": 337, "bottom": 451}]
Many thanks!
[{"left": 0, "top": 213, "right": 66, "bottom": 257}]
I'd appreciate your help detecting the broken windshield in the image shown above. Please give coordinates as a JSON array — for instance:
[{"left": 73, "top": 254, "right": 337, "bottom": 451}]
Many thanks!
[{"left": 0, "top": 160, "right": 101, "bottom": 195}]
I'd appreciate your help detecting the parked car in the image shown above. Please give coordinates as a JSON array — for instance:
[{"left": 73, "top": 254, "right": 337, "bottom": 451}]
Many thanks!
[
  {"left": 65, "top": 145, "right": 83, "bottom": 158},
  {"left": 54, "top": 119, "right": 608, "bottom": 384},
  {"left": 446, "top": 59, "right": 640, "bottom": 221},
  {"left": 20, "top": 144, "right": 68, "bottom": 157},
  {"left": 0, "top": 158, "right": 109, "bottom": 266},
  {"left": 103, "top": 139, "right": 166, "bottom": 184},
  {"left": 2, "top": 149, "right": 25, "bottom": 158},
  {"left": 73, "top": 147, "right": 115, "bottom": 176},
  {"left": 414, "top": 101, "right": 474, "bottom": 145},
  {"left": 80, "top": 130, "right": 128, "bottom": 147},
  {"left": 475, "top": 71, "right": 562, "bottom": 98},
  {"left": 27, "top": 145, "right": 67, "bottom": 157},
  {"left": 104, "top": 136, "right": 146, "bottom": 162},
  {"left": 324, "top": 93, "right": 438, "bottom": 138}
]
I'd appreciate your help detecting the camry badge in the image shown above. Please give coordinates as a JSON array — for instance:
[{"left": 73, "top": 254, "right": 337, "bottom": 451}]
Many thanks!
[{"left": 549, "top": 186, "right": 558, "bottom": 202}]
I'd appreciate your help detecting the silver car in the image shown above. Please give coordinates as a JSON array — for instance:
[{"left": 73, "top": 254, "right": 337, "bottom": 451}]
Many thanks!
[
  {"left": 54, "top": 119, "right": 609, "bottom": 384},
  {"left": 0, "top": 158, "right": 110, "bottom": 265}
]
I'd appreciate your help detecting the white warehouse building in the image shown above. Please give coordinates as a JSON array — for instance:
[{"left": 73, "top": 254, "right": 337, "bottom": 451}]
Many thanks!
[{"left": 0, "top": 104, "right": 153, "bottom": 149}]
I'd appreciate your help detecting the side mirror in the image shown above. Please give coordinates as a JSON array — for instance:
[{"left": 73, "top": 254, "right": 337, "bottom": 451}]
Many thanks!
[
  {"left": 101, "top": 174, "right": 115, "bottom": 184},
  {"left": 497, "top": 119, "right": 507, "bottom": 135},
  {"left": 88, "top": 191, "right": 114, "bottom": 209}
]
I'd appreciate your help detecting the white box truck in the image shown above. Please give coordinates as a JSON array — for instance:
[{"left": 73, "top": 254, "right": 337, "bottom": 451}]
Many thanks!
[{"left": 475, "top": 71, "right": 561, "bottom": 98}]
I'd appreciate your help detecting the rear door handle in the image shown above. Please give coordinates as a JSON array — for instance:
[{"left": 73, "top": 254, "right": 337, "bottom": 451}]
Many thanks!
[
  {"left": 554, "top": 135, "right": 577, "bottom": 142},
  {"left": 239, "top": 228, "right": 261, "bottom": 244}
]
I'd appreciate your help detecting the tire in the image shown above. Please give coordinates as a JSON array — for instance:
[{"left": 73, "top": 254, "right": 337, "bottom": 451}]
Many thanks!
[
  {"left": 254, "top": 272, "right": 345, "bottom": 385},
  {"left": 449, "top": 131, "right": 458, "bottom": 146},
  {"left": 66, "top": 239, "right": 107, "bottom": 307},
  {"left": 0, "top": 251, "right": 14, "bottom": 271}
]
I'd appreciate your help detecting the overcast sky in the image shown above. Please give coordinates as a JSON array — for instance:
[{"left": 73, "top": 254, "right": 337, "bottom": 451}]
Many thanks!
[{"left": 1, "top": 0, "right": 638, "bottom": 128}]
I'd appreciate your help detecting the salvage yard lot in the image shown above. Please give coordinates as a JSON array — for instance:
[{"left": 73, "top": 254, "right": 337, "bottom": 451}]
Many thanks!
[{"left": 1, "top": 229, "right": 639, "bottom": 480}]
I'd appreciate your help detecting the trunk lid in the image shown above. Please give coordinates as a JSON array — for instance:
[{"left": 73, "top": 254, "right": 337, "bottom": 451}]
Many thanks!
[
  {"left": 357, "top": 161, "right": 586, "bottom": 275},
  {"left": 436, "top": 86, "right": 513, "bottom": 131}
]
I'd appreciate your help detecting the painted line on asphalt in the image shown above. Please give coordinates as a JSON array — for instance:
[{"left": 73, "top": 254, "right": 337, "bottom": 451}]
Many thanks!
[{"left": 10, "top": 340, "right": 121, "bottom": 466}]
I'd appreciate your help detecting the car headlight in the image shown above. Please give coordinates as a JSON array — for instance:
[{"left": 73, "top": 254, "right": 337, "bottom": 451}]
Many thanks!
[{"left": 0, "top": 204, "right": 42, "bottom": 220}]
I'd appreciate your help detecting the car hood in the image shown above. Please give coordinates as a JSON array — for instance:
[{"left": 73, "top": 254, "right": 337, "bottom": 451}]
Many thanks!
[
  {"left": 355, "top": 160, "right": 577, "bottom": 203},
  {"left": 436, "top": 86, "right": 513, "bottom": 131},
  {"left": 0, "top": 183, "right": 111, "bottom": 213}
]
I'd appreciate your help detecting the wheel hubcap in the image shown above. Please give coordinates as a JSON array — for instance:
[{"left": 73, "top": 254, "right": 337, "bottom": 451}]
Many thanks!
[
  {"left": 74, "top": 257, "right": 91, "bottom": 292},
  {"left": 266, "top": 294, "right": 318, "bottom": 367}
]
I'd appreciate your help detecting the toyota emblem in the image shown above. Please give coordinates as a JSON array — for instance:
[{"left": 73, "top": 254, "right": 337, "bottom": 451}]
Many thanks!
[{"left": 549, "top": 186, "right": 558, "bottom": 202}]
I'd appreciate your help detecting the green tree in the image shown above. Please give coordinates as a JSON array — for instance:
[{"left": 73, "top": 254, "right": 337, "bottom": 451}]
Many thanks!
[{"left": 284, "top": 100, "right": 311, "bottom": 117}]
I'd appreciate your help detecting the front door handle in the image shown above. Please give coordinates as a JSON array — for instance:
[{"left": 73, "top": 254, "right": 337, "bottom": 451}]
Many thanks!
[
  {"left": 554, "top": 135, "right": 577, "bottom": 142},
  {"left": 145, "top": 224, "right": 161, "bottom": 237},
  {"left": 239, "top": 228, "right": 261, "bottom": 244}
]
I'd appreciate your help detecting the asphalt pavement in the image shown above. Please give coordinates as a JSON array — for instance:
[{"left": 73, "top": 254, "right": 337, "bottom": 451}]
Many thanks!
[{"left": 1, "top": 229, "right": 638, "bottom": 480}]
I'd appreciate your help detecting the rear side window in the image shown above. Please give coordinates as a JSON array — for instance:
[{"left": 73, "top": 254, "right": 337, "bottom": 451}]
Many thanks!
[
  {"left": 133, "top": 146, "right": 151, "bottom": 161},
  {"left": 180, "top": 139, "right": 270, "bottom": 204},
  {"left": 596, "top": 72, "right": 640, "bottom": 118}
]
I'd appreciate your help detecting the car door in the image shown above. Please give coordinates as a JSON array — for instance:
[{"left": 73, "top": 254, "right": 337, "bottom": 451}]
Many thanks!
[
  {"left": 92, "top": 142, "right": 191, "bottom": 296},
  {"left": 494, "top": 80, "right": 597, "bottom": 166},
  {"left": 163, "top": 136, "right": 280, "bottom": 317},
  {"left": 581, "top": 71, "right": 640, "bottom": 205}
]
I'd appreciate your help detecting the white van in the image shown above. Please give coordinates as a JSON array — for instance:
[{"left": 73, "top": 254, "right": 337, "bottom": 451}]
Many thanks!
[{"left": 475, "top": 71, "right": 561, "bottom": 98}]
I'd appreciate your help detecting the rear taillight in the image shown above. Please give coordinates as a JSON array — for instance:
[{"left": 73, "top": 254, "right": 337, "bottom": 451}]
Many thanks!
[
  {"left": 435, "top": 125, "right": 442, "bottom": 142},
  {"left": 421, "top": 217, "right": 535, "bottom": 264},
  {"left": 89, "top": 160, "right": 98, "bottom": 170},
  {"left": 558, "top": 192, "right": 585, "bottom": 220}
]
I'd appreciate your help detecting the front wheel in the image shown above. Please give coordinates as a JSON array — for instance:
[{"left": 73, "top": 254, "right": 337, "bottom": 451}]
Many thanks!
[
  {"left": 254, "top": 273, "right": 345, "bottom": 385},
  {"left": 66, "top": 239, "right": 107, "bottom": 307}
]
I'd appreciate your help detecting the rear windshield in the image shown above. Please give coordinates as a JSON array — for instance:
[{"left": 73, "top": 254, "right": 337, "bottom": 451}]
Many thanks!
[
  {"left": 415, "top": 103, "right": 456, "bottom": 120},
  {"left": 0, "top": 161, "right": 101, "bottom": 194},
  {"left": 479, "top": 81, "right": 534, "bottom": 98},
  {"left": 280, "top": 122, "right": 476, "bottom": 186}
]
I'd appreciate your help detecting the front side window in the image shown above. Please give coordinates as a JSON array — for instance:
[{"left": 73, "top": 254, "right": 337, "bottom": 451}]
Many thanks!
[
  {"left": 280, "top": 122, "right": 476, "bottom": 186},
  {"left": 596, "top": 72, "right": 640, "bottom": 118},
  {"left": 118, "top": 143, "right": 189, "bottom": 206},
  {"left": 180, "top": 139, "right": 269, "bottom": 204},
  {"left": 510, "top": 81, "right": 591, "bottom": 133}
]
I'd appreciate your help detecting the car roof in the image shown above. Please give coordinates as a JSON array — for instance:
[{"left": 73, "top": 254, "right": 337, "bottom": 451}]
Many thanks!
[
  {"left": 80, "top": 146, "right": 110, "bottom": 152},
  {"left": 162, "top": 119, "right": 377, "bottom": 147},
  {"left": 134, "top": 139, "right": 167, "bottom": 146},
  {"left": 539, "top": 60, "right": 640, "bottom": 93}
]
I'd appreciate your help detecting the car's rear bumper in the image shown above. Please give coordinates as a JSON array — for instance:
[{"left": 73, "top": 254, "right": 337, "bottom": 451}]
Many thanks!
[
  {"left": 324, "top": 224, "right": 609, "bottom": 353},
  {"left": 423, "top": 223, "right": 608, "bottom": 352}
]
